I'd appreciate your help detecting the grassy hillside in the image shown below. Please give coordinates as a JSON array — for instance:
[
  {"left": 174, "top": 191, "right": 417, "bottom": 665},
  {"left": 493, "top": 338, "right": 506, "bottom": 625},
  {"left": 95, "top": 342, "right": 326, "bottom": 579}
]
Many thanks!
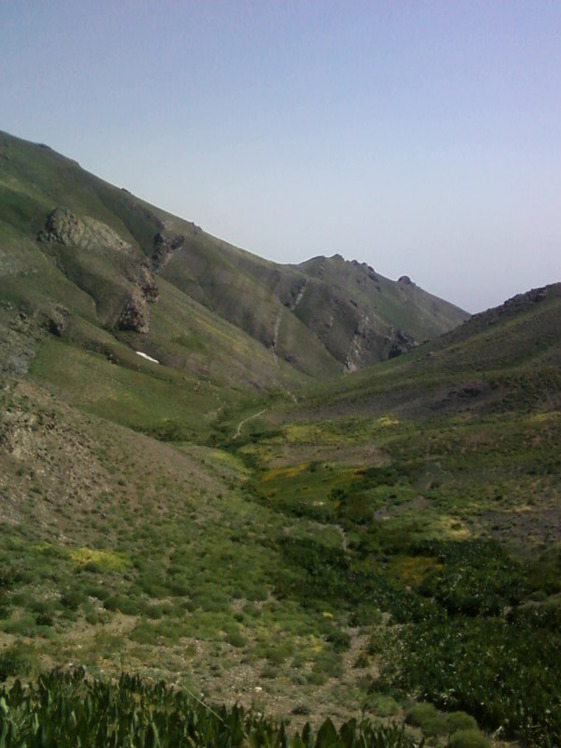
[
  {"left": 0, "top": 130, "right": 309, "bottom": 395},
  {"left": 0, "top": 129, "right": 468, "bottom": 392}
]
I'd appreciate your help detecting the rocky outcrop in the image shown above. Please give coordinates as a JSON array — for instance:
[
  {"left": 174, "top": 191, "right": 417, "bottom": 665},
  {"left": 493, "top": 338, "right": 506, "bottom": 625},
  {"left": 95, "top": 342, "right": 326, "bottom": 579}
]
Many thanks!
[
  {"left": 116, "top": 287, "right": 151, "bottom": 334},
  {"left": 38, "top": 207, "right": 131, "bottom": 253},
  {"left": 114, "top": 229, "right": 191, "bottom": 333},
  {"left": 387, "top": 328, "right": 417, "bottom": 359},
  {"left": 38, "top": 207, "right": 85, "bottom": 245},
  {"left": 127, "top": 261, "right": 159, "bottom": 303},
  {"left": 37, "top": 208, "right": 165, "bottom": 334},
  {"left": 398, "top": 275, "right": 414, "bottom": 286},
  {"left": 0, "top": 307, "right": 43, "bottom": 375},
  {"left": 115, "top": 261, "right": 159, "bottom": 334},
  {"left": 38, "top": 303, "right": 69, "bottom": 337},
  {"left": 151, "top": 231, "right": 185, "bottom": 272}
]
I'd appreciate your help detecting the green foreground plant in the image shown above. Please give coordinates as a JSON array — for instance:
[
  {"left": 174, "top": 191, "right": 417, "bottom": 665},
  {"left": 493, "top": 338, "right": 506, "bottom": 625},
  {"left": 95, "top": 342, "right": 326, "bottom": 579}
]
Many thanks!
[{"left": 0, "top": 668, "right": 422, "bottom": 748}]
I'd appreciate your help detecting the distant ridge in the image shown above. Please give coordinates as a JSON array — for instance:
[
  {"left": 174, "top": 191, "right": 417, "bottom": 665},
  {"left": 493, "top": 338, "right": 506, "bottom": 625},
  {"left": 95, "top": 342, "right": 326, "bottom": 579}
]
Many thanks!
[{"left": 302, "top": 281, "right": 561, "bottom": 420}]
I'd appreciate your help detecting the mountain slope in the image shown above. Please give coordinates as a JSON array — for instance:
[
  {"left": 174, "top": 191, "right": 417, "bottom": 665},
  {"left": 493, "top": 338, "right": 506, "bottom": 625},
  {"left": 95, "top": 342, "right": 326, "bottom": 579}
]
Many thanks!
[
  {"left": 0, "top": 129, "right": 468, "bottom": 390},
  {"left": 293, "top": 281, "right": 561, "bottom": 420}
]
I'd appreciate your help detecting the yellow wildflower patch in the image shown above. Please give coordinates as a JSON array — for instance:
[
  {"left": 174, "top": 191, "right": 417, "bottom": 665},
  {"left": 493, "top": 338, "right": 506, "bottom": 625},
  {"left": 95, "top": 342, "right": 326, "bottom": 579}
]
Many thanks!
[
  {"left": 432, "top": 516, "right": 471, "bottom": 540},
  {"left": 529, "top": 410, "right": 560, "bottom": 424},
  {"left": 261, "top": 463, "right": 310, "bottom": 482},
  {"left": 376, "top": 416, "right": 399, "bottom": 428},
  {"left": 68, "top": 547, "right": 131, "bottom": 572},
  {"left": 389, "top": 555, "right": 443, "bottom": 586}
]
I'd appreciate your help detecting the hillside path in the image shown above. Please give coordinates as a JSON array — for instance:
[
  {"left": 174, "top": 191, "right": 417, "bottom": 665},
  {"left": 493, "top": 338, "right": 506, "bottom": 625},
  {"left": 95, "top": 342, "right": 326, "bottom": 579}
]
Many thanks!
[
  {"left": 334, "top": 524, "right": 349, "bottom": 553},
  {"left": 233, "top": 409, "right": 268, "bottom": 440}
]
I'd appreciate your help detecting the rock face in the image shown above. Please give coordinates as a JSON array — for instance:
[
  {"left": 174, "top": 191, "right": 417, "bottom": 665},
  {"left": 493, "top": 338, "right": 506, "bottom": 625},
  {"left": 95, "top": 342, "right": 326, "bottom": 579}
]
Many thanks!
[
  {"left": 39, "top": 303, "right": 69, "bottom": 337},
  {"left": 151, "top": 232, "right": 185, "bottom": 272},
  {"left": 116, "top": 287, "right": 151, "bottom": 334},
  {"left": 38, "top": 207, "right": 131, "bottom": 253},
  {"left": 398, "top": 275, "right": 413, "bottom": 286},
  {"left": 115, "top": 261, "right": 160, "bottom": 334},
  {"left": 388, "top": 328, "right": 417, "bottom": 359},
  {"left": 38, "top": 207, "right": 85, "bottom": 245},
  {"left": 137, "top": 263, "right": 159, "bottom": 303},
  {"left": 37, "top": 207, "right": 170, "bottom": 335},
  {"left": 113, "top": 229, "right": 195, "bottom": 333}
]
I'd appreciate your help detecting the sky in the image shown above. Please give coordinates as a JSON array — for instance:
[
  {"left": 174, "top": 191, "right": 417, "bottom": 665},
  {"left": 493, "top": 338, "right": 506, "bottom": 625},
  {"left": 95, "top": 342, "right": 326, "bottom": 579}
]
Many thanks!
[{"left": 1, "top": 1, "right": 560, "bottom": 313}]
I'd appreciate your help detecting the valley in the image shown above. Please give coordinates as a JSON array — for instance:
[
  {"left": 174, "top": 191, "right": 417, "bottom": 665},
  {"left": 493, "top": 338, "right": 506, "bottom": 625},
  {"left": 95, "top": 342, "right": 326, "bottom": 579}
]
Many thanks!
[{"left": 1, "top": 131, "right": 560, "bottom": 747}]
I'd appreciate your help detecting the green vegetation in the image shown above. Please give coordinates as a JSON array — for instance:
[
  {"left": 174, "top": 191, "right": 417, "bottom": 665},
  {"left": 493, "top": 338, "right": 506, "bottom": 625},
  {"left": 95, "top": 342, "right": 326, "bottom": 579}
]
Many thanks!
[{"left": 0, "top": 669, "right": 422, "bottom": 747}]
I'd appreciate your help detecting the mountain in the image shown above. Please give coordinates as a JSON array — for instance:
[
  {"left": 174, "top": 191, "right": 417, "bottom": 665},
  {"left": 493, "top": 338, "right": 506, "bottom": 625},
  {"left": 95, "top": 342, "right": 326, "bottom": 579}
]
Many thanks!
[
  {"left": 0, "top": 130, "right": 468, "bottom": 391},
  {"left": 297, "top": 281, "right": 561, "bottom": 420}
]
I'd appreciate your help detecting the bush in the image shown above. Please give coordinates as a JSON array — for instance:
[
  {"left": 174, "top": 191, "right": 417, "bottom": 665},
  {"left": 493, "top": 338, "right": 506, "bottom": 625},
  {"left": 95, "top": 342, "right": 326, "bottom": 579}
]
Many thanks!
[
  {"left": 103, "top": 594, "right": 139, "bottom": 616},
  {"left": 325, "top": 628, "right": 351, "bottom": 652},
  {"left": 60, "top": 589, "right": 84, "bottom": 611},
  {"left": 446, "top": 712, "right": 478, "bottom": 734},
  {"left": 448, "top": 729, "right": 491, "bottom": 748},
  {"left": 405, "top": 702, "right": 448, "bottom": 736},
  {"left": 227, "top": 631, "right": 247, "bottom": 648},
  {"left": 0, "top": 644, "right": 32, "bottom": 682},
  {"left": 35, "top": 612, "right": 54, "bottom": 627},
  {"left": 367, "top": 693, "right": 400, "bottom": 717}
]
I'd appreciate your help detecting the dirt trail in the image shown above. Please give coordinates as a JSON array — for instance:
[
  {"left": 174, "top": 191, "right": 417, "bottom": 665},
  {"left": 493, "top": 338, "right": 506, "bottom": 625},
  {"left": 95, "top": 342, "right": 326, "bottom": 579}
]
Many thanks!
[
  {"left": 291, "top": 280, "right": 308, "bottom": 311},
  {"left": 334, "top": 524, "right": 349, "bottom": 553},
  {"left": 233, "top": 409, "right": 268, "bottom": 440},
  {"left": 271, "top": 312, "right": 282, "bottom": 366}
]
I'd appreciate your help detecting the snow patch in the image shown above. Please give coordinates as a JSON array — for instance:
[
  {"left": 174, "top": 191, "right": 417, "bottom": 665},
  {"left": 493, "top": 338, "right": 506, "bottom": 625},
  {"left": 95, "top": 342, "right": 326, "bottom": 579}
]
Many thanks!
[{"left": 135, "top": 351, "right": 159, "bottom": 364}]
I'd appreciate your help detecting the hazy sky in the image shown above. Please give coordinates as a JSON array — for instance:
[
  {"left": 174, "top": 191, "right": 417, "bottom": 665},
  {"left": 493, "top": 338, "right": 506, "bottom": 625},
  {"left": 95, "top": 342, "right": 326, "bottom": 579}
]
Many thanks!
[{"left": 2, "top": 1, "right": 560, "bottom": 312}]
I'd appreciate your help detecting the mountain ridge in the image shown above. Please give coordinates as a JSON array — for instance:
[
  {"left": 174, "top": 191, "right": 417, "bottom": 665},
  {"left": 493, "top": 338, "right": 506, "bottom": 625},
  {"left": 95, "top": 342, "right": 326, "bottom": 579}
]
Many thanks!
[{"left": 0, "top": 129, "right": 468, "bottom": 387}]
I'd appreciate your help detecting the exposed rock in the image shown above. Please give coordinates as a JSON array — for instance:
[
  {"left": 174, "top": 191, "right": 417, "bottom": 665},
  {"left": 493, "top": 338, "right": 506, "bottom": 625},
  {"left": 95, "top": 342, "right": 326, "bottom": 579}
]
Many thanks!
[
  {"left": 38, "top": 303, "right": 70, "bottom": 337},
  {"left": 152, "top": 232, "right": 185, "bottom": 272},
  {"left": 116, "top": 287, "right": 150, "bottom": 334},
  {"left": 398, "top": 275, "right": 413, "bottom": 285},
  {"left": 365, "top": 264, "right": 379, "bottom": 283},
  {"left": 185, "top": 221, "right": 202, "bottom": 237},
  {"left": 38, "top": 207, "right": 131, "bottom": 253},
  {"left": 126, "top": 261, "right": 159, "bottom": 303},
  {"left": 138, "top": 264, "right": 159, "bottom": 302},
  {"left": 388, "top": 329, "right": 417, "bottom": 359},
  {"left": 0, "top": 310, "right": 44, "bottom": 375},
  {"left": 116, "top": 262, "right": 159, "bottom": 333},
  {"left": 464, "top": 283, "right": 561, "bottom": 332},
  {"left": 38, "top": 207, "right": 85, "bottom": 246}
]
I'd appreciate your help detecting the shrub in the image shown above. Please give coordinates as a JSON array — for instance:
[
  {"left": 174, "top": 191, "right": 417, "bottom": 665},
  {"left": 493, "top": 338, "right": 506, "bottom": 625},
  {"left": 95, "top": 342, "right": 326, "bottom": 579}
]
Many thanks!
[
  {"left": 103, "top": 594, "right": 139, "bottom": 616},
  {"left": 312, "top": 650, "right": 343, "bottom": 679},
  {"left": 448, "top": 729, "right": 491, "bottom": 748},
  {"left": 35, "top": 612, "right": 54, "bottom": 627},
  {"left": 60, "top": 589, "right": 84, "bottom": 611},
  {"left": 0, "top": 644, "right": 32, "bottom": 681},
  {"left": 325, "top": 628, "right": 351, "bottom": 652},
  {"left": 405, "top": 702, "right": 448, "bottom": 736},
  {"left": 227, "top": 631, "right": 247, "bottom": 648},
  {"left": 367, "top": 693, "right": 400, "bottom": 717},
  {"left": 446, "top": 712, "right": 479, "bottom": 734},
  {"left": 130, "top": 620, "right": 157, "bottom": 645},
  {"left": 353, "top": 652, "right": 369, "bottom": 668}
]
